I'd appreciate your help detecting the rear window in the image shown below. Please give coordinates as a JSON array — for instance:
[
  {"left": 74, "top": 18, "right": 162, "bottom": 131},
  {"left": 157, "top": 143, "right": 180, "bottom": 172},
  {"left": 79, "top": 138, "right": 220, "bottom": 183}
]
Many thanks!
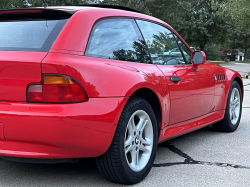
[{"left": 0, "top": 19, "right": 67, "bottom": 52}]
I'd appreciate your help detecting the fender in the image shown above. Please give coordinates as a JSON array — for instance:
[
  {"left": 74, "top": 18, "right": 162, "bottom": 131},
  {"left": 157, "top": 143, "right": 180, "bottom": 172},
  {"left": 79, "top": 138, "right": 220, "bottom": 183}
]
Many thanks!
[{"left": 206, "top": 62, "right": 243, "bottom": 112}]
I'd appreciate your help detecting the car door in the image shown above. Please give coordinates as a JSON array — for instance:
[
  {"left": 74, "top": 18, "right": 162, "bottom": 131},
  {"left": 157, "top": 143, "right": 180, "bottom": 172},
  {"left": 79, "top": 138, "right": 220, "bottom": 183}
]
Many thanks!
[{"left": 137, "top": 20, "right": 215, "bottom": 125}]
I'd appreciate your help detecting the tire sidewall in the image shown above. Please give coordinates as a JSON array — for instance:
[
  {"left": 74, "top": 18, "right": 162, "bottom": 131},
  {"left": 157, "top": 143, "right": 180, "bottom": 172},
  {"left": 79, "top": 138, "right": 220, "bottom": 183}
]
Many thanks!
[
  {"left": 225, "top": 81, "right": 242, "bottom": 130},
  {"left": 117, "top": 97, "right": 158, "bottom": 182}
]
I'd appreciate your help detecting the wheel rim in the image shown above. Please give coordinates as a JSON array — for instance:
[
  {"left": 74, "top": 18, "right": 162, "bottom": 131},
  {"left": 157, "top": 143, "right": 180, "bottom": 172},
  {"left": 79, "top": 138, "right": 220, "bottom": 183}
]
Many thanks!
[
  {"left": 124, "top": 110, "right": 153, "bottom": 172},
  {"left": 229, "top": 88, "right": 241, "bottom": 125}
]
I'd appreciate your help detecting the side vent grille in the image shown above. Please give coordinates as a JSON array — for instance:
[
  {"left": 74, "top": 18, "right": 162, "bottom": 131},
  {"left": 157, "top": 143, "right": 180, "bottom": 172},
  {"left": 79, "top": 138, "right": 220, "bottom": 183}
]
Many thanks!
[{"left": 217, "top": 74, "right": 226, "bottom": 82}]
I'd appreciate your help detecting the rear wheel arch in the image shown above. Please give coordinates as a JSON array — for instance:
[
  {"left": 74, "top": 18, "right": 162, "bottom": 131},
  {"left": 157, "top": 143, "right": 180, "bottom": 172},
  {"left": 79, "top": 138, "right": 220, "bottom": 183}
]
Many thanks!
[{"left": 130, "top": 88, "right": 162, "bottom": 133}]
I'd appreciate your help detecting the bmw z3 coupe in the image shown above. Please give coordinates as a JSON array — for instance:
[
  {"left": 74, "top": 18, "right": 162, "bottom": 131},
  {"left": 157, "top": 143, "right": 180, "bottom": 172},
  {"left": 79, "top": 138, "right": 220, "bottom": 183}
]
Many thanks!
[{"left": 0, "top": 5, "right": 243, "bottom": 184}]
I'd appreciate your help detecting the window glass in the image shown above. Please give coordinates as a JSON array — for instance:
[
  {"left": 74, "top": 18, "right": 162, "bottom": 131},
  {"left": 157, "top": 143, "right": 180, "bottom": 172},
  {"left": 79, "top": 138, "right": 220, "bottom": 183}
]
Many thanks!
[
  {"left": 137, "top": 20, "right": 185, "bottom": 65},
  {"left": 85, "top": 18, "right": 150, "bottom": 63},
  {"left": 174, "top": 34, "right": 192, "bottom": 64},
  {"left": 0, "top": 20, "right": 67, "bottom": 52}
]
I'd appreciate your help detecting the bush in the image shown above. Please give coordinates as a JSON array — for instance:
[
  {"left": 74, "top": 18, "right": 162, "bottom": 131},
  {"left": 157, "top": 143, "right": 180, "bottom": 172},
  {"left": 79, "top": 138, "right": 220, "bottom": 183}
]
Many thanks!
[
  {"left": 219, "top": 46, "right": 238, "bottom": 61},
  {"left": 204, "top": 44, "right": 222, "bottom": 61}
]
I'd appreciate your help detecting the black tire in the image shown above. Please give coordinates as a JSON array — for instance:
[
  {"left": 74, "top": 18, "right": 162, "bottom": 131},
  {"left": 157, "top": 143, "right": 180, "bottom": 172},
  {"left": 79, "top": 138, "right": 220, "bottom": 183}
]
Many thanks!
[
  {"left": 213, "top": 80, "right": 242, "bottom": 132},
  {"left": 96, "top": 96, "right": 158, "bottom": 184}
]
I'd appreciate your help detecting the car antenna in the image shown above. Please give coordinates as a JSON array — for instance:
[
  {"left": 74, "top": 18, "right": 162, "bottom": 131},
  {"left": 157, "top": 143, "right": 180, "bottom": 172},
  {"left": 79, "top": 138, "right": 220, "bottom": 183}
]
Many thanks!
[{"left": 42, "top": 0, "right": 48, "bottom": 7}]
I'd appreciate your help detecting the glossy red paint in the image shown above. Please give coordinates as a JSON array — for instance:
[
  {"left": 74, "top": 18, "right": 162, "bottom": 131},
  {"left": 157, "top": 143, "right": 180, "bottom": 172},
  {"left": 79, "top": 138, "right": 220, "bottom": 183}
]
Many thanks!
[
  {"left": 0, "top": 123, "right": 4, "bottom": 141},
  {"left": 0, "top": 6, "right": 243, "bottom": 160},
  {"left": 159, "top": 110, "right": 225, "bottom": 142},
  {"left": 0, "top": 97, "right": 128, "bottom": 158},
  {"left": 157, "top": 64, "right": 215, "bottom": 125},
  {"left": 0, "top": 51, "right": 45, "bottom": 102},
  {"left": 42, "top": 54, "right": 171, "bottom": 129}
]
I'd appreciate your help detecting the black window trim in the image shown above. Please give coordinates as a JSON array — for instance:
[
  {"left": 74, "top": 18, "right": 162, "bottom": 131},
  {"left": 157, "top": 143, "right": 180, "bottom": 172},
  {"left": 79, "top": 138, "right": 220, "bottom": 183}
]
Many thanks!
[{"left": 172, "top": 32, "right": 189, "bottom": 65}]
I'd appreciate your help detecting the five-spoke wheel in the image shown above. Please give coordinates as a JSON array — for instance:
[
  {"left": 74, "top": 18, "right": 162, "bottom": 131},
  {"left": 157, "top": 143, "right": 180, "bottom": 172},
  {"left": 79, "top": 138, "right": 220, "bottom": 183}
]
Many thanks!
[
  {"left": 229, "top": 88, "right": 241, "bottom": 125},
  {"left": 124, "top": 110, "right": 153, "bottom": 172},
  {"left": 213, "top": 80, "right": 242, "bottom": 132},
  {"left": 96, "top": 97, "right": 158, "bottom": 184}
]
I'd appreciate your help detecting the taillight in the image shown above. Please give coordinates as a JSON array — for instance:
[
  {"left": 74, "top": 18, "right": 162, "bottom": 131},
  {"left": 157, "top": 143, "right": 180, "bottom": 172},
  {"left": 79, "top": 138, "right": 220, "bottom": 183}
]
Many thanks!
[{"left": 27, "top": 74, "right": 88, "bottom": 103}]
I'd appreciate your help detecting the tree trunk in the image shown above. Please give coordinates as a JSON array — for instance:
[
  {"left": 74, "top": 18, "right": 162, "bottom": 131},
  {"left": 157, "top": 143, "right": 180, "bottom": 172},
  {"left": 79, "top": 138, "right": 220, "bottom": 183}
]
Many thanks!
[{"left": 244, "top": 48, "right": 247, "bottom": 61}]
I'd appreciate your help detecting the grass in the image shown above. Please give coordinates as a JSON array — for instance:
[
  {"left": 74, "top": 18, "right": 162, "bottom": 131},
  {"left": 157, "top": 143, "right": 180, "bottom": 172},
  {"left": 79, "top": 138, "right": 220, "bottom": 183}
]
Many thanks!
[
  {"left": 248, "top": 72, "right": 250, "bottom": 76},
  {"left": 230, "top": 60, "right": 250, "bottom": 63},
  {"left": 207, "top": 61, "right": 230, "bottom": 64}
]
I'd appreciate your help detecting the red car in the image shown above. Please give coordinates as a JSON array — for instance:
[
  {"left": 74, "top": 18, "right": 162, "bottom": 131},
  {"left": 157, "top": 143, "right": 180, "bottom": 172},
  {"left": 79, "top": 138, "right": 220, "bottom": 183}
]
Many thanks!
[{"left": 0, "top": 5, "right": 243, "bottom": 184}]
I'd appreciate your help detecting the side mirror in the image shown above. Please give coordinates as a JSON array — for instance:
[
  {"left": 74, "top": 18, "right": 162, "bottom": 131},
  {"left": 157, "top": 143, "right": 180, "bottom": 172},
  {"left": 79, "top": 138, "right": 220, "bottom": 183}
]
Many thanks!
[{"left": 191, "top": 51, "right": 206, "bottom": 65}]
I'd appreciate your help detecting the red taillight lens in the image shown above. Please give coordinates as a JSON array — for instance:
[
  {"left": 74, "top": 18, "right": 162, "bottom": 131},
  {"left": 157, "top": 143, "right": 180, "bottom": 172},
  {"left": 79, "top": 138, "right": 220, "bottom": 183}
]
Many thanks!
[{"left": 27, "top": 75, "right": 88, "bottom": 103}]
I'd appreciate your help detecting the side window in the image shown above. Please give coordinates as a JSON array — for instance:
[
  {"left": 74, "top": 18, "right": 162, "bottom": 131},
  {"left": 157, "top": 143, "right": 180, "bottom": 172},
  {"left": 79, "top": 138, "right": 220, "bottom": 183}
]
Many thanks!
[
  {"left": 136, "top": 20, "right": 185, "bottom": 65},
  {"left": 85, "top": 18, "right": 150, "bottom": 63},
  {"left": 174, "top": 34, "right": 192, "bottom": 64}
]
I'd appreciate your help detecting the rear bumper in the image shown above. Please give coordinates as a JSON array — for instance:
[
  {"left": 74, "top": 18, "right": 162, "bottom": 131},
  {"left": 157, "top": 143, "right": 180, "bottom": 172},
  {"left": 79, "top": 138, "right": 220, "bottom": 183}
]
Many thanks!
[{"left": 0, "top": 97, "right": 128, "bottom": 158}]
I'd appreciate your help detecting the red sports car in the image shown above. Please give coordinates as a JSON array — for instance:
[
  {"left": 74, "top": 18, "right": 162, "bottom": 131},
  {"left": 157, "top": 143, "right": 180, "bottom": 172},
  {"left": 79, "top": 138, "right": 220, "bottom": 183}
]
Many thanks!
[{"left": 0, "top": 5, "right": 243, "bottom": 184}]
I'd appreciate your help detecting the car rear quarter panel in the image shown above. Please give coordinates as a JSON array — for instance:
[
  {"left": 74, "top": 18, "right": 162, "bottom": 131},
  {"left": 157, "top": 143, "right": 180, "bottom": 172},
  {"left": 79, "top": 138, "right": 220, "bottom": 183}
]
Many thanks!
[{"left": 42, "top": 54, "right": 170, "bottom": 129}]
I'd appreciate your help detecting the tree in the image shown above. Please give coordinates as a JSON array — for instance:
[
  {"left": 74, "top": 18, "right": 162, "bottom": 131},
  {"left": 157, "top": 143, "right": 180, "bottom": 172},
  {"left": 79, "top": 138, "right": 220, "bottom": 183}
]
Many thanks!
[
  {"left": 0, "top": 0, "right": 24, "bottom": 9},
  {"left": 175, "top": 0, "right": 229, "bottom": 51},
  {"left": 95, "top": 0, "right": 151, "bottom": 14},
  {"left": 0, "top": 0, "right": 87, "bottom": 9},
  {"left": 227, "top": 30, "right": 250, "bottom": 61},
  {"left": 100, "top": 0, "right": 230, "bottom": 51},
  {"left": 221, "top": 0, "right": 250, "bottom": 61},
  {"left": 223, "top": 0, "right": 250, "bottom": 30}
]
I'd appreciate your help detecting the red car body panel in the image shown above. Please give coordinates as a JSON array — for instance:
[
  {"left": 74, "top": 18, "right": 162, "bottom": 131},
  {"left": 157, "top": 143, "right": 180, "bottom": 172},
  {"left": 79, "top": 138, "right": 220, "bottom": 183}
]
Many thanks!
[
  {"left": 0, "top": 51, "right": 45, "bottom": 102},
  {"left": 157, "top": 63, "right": 215, "bottom": 125},
  {"left": 0, "top": 6, "right": 243, "bottom": 159},
  {"left": 42, "top": 54, "right": 171, "bottom": 129},
  {"left": 159, "top": 110, "right": 225, "bottom": 142},
  {"left": 0, "top": 97, "right": 128, "bottom": 158}
]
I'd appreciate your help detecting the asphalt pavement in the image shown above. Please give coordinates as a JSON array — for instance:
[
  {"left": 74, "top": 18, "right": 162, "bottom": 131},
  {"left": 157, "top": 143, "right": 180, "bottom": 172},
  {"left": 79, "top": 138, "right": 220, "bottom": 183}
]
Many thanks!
[
  {"left": 220, "top": 62, "right": 250, "bottom": 78},
  {"left": 0, "top": 63, "right": 250, "bottom": 187}
]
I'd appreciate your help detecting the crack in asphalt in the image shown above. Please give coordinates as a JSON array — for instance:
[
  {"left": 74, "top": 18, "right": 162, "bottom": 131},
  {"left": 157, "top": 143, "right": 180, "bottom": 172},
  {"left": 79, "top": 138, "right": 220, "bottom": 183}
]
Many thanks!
[
  {"left": 244, "top": 83, "right": 250, "bottom": 87},
  {"left": 153, "top": 143, "right": 250, "bottom": 170}
]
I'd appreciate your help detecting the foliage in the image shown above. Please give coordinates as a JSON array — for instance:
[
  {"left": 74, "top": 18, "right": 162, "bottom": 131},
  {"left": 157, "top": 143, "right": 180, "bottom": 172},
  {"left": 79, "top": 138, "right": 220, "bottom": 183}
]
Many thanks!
[
  {"left": 0, "top": 0, "right": 24, "bottom": 9},
  {"left": 150, "top": 31, "right": 176, "bottom": 54},
  {"left": 113, "top": 40, "right": 151, "bottom": 63},
  {"left": 95, "top": 0, "right": 152, "bottom": 14},
  {"left": 96, "top": 0, "right": 230, "bottom": 51},
  {"left": 226, "top": 29, "right": 250, "bottom": 61},
  {"left": 0, "top": 0, "right": 87, "bottom": 9},
  {"left": 204, "top": 44, "right": 222, "bottom": 61},
  {"left": 1, "top": 0, "right": 250, "bottom": 60},
  {"left": 177, "top": 0, "right": 229, "bottom": 51},
  {"left": 222, "top": 0, "right": 250, "bottom": 30},
  {"left": 220, "top": 0, "right": 250, "bottom": 61}
]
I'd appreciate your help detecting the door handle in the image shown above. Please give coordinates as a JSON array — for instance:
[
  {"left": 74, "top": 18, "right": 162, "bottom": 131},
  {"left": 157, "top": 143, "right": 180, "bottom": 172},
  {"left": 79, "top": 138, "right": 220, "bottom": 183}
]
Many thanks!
[{"left": 170, "top": 76, "right": 181, "bottom": 82}]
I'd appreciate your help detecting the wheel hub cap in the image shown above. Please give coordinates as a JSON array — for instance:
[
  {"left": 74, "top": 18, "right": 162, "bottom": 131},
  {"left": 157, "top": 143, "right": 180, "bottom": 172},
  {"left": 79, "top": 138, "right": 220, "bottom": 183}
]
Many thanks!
[{"left": 135, "top": 137, "right": 139, "bottom": 145}]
